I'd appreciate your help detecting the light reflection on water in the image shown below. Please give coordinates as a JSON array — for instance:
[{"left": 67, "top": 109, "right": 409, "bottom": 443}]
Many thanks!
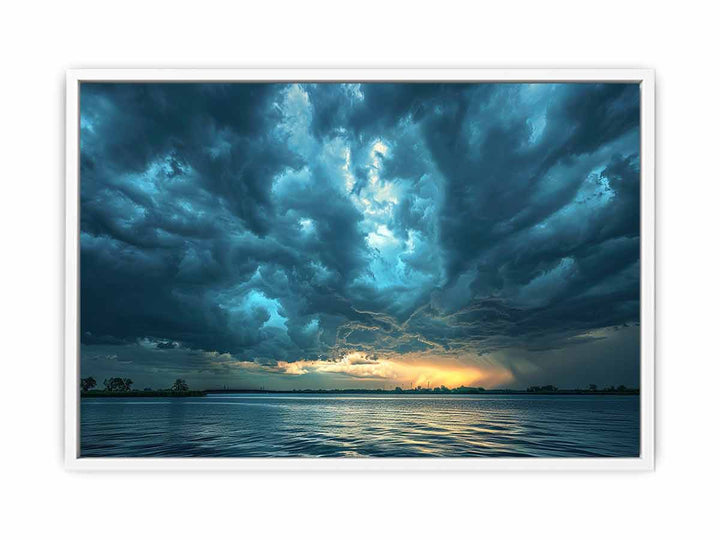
[{"left": 80, "top": 394, "right": 639, "bottom": 458}]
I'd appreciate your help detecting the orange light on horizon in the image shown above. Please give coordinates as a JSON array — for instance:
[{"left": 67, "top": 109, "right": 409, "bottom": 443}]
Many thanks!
[{"left": 275, "top": 351, "right": 514, "bottom": 389}]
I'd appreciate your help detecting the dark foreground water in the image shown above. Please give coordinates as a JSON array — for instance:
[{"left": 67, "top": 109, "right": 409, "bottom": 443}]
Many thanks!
[{"left": 80, "top": 394, "right": 639, "bottom": 458}]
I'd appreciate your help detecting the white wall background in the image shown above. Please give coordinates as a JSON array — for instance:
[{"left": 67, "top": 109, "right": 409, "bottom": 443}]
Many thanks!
[{"left": 1, "top": 1, "right": 717, "bottom": 538}]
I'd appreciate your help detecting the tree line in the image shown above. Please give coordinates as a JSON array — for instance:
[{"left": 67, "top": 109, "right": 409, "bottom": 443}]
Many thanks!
[
  {"left": 81, "top": 377, "right": 190, "bottom": 393},
  {"left": 526, "top": 384, "right": 635, "bottom": 393}
]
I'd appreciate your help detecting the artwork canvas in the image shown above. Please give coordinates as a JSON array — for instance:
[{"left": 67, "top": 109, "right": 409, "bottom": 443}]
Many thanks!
[{"left": 67, "top": 70, "right": 654, "bottom": 469}]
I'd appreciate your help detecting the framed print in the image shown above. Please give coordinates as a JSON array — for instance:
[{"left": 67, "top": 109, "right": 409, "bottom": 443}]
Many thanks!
[{"left": 65, "top": 69, "right": 654, "bottom": 470}]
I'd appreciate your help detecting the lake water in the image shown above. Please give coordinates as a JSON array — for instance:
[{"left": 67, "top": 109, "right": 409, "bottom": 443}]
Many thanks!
[{"left": 80, "top": 394, "right": 640, "bottom": 458}]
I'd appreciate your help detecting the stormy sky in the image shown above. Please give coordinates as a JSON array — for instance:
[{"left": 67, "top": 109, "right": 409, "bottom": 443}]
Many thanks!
[{"left": 79, "top": 82, "right": 640, "bottom": 390}]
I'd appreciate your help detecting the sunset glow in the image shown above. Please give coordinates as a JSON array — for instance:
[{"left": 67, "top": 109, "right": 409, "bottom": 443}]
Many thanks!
[{"left": 276, "top": 351, "right": 514, "bottom": 389}]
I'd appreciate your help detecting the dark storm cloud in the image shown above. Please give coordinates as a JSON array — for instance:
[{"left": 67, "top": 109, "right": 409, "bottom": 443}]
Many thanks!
[{"left": 80, "top": 82, "right": 640, "bottom": 386}]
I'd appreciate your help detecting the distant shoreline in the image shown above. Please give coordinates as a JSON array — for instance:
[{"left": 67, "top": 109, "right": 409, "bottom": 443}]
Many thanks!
[
  {"left": 81, "top": 390, "right": 207, "bottom": 398},
  {"left": 204, "top": 389, "right": 639, "bottom": 396},
  {"left": 81, "top": 388, "right": 639, "bottom": 398}
]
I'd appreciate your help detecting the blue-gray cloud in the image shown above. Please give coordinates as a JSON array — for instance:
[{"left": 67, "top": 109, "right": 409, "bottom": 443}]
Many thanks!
[{"left": 80, "top": 82, "right": 640, "bottom": 387}]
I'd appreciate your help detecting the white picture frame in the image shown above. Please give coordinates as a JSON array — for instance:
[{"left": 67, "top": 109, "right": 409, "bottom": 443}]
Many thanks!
[{"left": 65, "top": 68, "right": 655, "bottom": 471}]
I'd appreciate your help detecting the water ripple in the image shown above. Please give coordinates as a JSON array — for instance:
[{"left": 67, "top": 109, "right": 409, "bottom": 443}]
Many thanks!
[{"left": 81, "top": 394, "right": 639, "bottom": 458}]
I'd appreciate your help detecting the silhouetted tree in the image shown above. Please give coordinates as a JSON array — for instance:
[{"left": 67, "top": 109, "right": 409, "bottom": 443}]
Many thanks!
[
  {"left": 103, "top": 377, "right": 133, "bottom": 392},
  {"left": 80, "top": 377, "right": 96, "bottom": 392},
  {"left": 171, "top": 379, "right": 189, "bottom": 392},
  {"left": 527, "top": 385, "right": 559, "bottom": 393}
]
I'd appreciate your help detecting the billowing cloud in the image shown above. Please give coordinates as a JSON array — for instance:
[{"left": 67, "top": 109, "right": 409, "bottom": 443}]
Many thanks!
[{"left": 80, "top": 82, "right": 640, "bottom": 389}]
